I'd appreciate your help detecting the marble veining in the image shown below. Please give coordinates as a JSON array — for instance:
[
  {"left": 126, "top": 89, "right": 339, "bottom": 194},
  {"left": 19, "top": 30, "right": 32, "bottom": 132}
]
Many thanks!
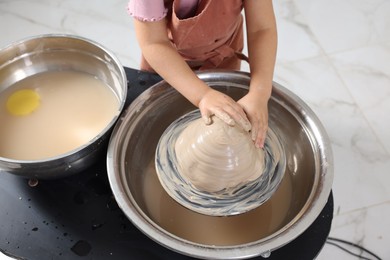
[{"left": 0, "top": 0, "right": 389, "bottom": 259}]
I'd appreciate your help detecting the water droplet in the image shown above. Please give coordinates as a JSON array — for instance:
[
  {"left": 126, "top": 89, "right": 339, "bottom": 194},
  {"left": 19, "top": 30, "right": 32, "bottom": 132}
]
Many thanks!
[
  {"left": 28, "top": 179, "right": 39, "bottom": 187},
  {"left": 260, "top": 250, "right": 271, "bottom": 258},
  {"left": 91, "top": 223, "right": 104, "bottom": 231},
  {"left": 71, "top": 240, "right": 91, "bottom": 256},
  {"left": 106, "top": 196, "right": 119, "bottom": 211}
]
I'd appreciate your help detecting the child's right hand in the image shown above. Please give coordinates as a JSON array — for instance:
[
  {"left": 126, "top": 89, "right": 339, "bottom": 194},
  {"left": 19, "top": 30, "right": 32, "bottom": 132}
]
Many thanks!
[{"left": 198, "top": 88, "right": 252, "bottom": 132}]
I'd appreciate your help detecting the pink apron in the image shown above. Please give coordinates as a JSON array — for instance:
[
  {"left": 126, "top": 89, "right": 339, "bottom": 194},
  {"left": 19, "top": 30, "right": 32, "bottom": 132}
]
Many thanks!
[{"left": 140, "top": 0, "right": 245, "bottom": 71}]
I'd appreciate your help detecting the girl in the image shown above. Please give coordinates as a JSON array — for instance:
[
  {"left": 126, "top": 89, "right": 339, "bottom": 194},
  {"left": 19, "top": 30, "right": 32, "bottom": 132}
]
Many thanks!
[{"left": 128, "top": 0, "right": 277, "bottom": 148}]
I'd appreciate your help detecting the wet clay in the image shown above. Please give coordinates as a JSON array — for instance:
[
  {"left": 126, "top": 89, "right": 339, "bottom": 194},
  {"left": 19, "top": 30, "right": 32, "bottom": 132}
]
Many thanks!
[
  {"left": 174, "top": 117, "right": 265, "bottom": 192},
  {"left": 156, "top": 110, "right": 286, "bottom": 216}
]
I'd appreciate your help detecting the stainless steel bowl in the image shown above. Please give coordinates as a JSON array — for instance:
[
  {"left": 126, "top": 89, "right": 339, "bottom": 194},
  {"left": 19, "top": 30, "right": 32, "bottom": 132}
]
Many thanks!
[
  {"left": 107, "top": 71, "right": 333, "bottom": 259},
  {"left": 0, "top": 34, "right": 127, "bottom": 179}
]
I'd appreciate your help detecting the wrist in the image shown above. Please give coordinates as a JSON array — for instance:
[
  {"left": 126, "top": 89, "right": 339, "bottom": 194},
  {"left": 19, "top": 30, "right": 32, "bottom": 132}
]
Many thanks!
[
  {"left": 248, "top": 83, "right": 272, "bottom": 101},
  {"left": 188, "top": 81, "right": 212, "bottom": 107}
]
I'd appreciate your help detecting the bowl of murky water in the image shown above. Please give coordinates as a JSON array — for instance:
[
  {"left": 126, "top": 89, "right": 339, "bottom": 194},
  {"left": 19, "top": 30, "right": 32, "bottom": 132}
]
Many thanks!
[
  {"left": 107, "top": 71, "right": 333, "bottom": 259},
  {"left": 0, "top": 34, "right": 127, "bottom": 179}
]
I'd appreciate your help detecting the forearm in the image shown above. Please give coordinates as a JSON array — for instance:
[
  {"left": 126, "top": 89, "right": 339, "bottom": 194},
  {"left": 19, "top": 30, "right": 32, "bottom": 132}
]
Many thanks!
[
  {"left": 141, "top": 41, "right": 210, "bottom": 106},
  {"left": 133, "top": 18, "right": 210, "bottom": 107},
  {"left": 244, "top": 0, "right": 277, "bottom": 101},
  {"left": 247, "top": 27, "right": 277, "bottom": 100}
]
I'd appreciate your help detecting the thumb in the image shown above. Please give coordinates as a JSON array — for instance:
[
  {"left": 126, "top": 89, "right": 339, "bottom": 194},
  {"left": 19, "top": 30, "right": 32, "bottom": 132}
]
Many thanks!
[{"left": 200, "top": 110, "right": 212, "bottom": 125}]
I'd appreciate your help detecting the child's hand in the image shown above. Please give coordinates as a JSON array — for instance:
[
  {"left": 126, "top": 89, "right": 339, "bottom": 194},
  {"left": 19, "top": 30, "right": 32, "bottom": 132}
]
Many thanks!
[
  {"left": 237, "top": 91, "right": 269, "bottom": 149},
  {"left": 198, "top": 88, "right": 252, "bottom": 132}
]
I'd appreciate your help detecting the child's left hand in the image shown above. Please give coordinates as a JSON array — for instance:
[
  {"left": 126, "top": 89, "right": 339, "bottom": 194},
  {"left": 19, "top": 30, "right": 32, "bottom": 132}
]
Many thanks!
[{"left": 237, "top": 91, "right": 269, "bottom": 148}]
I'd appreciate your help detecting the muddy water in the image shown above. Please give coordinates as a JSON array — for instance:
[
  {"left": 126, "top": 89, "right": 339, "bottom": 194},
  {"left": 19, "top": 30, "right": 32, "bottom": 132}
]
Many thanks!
[
  {"left": 0, "top": 71, "right": 119, "bottom": 160},
  {"left": 142, "top": 160, "right": 293, "bottom": 246}
]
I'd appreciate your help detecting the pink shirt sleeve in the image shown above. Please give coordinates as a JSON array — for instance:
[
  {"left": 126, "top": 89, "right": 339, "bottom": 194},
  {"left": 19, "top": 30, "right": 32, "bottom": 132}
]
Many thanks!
[
  {"left": 127, "top": 0, "right": 168, "bottom": 22},
  {"left": 127, "top": 0, "right": 199, "bottom": 21}
]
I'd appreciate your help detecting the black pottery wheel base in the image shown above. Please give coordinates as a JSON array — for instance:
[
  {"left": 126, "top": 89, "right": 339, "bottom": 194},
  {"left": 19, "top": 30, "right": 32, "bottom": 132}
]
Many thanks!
[{"left": 0, "top": 67, "right": 333, "bottom": 260}]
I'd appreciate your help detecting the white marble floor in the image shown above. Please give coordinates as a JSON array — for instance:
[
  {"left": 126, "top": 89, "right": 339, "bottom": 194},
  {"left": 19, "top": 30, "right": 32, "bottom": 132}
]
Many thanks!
[{"left": 0, "top": 0, "right": 389, "bottom": 259}]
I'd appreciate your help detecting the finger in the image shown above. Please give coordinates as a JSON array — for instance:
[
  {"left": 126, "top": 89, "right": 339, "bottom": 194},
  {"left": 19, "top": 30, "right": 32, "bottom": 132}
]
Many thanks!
[
  {"left": 250, "top": 122, "right": 258, "bottom": 142},
  {"left": 235, "top": 115, "right": 252, "bottom": 132},
  {"left": 213, "top": 108, "right": 235, "bottom": 126},
  {"left": 200, "top": 109, "right": 213, "bottom": 125},
  {"left": 221, "top": 104, "right": 252, "bottom": 132},
  {"left": 255, "top": 125, "right": 268, "bottom": 149}
]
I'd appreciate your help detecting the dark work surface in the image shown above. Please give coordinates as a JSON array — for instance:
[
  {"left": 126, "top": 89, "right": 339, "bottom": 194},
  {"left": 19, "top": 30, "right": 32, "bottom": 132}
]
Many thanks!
[{"left": 0, "top": 67, "right": 333, "bottom": 260}]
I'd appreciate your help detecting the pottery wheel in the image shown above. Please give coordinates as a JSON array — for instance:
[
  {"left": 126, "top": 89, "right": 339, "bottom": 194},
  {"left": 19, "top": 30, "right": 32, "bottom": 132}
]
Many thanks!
[{"left": 155, "top": 110, "right": 286, "bottom": 216}]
